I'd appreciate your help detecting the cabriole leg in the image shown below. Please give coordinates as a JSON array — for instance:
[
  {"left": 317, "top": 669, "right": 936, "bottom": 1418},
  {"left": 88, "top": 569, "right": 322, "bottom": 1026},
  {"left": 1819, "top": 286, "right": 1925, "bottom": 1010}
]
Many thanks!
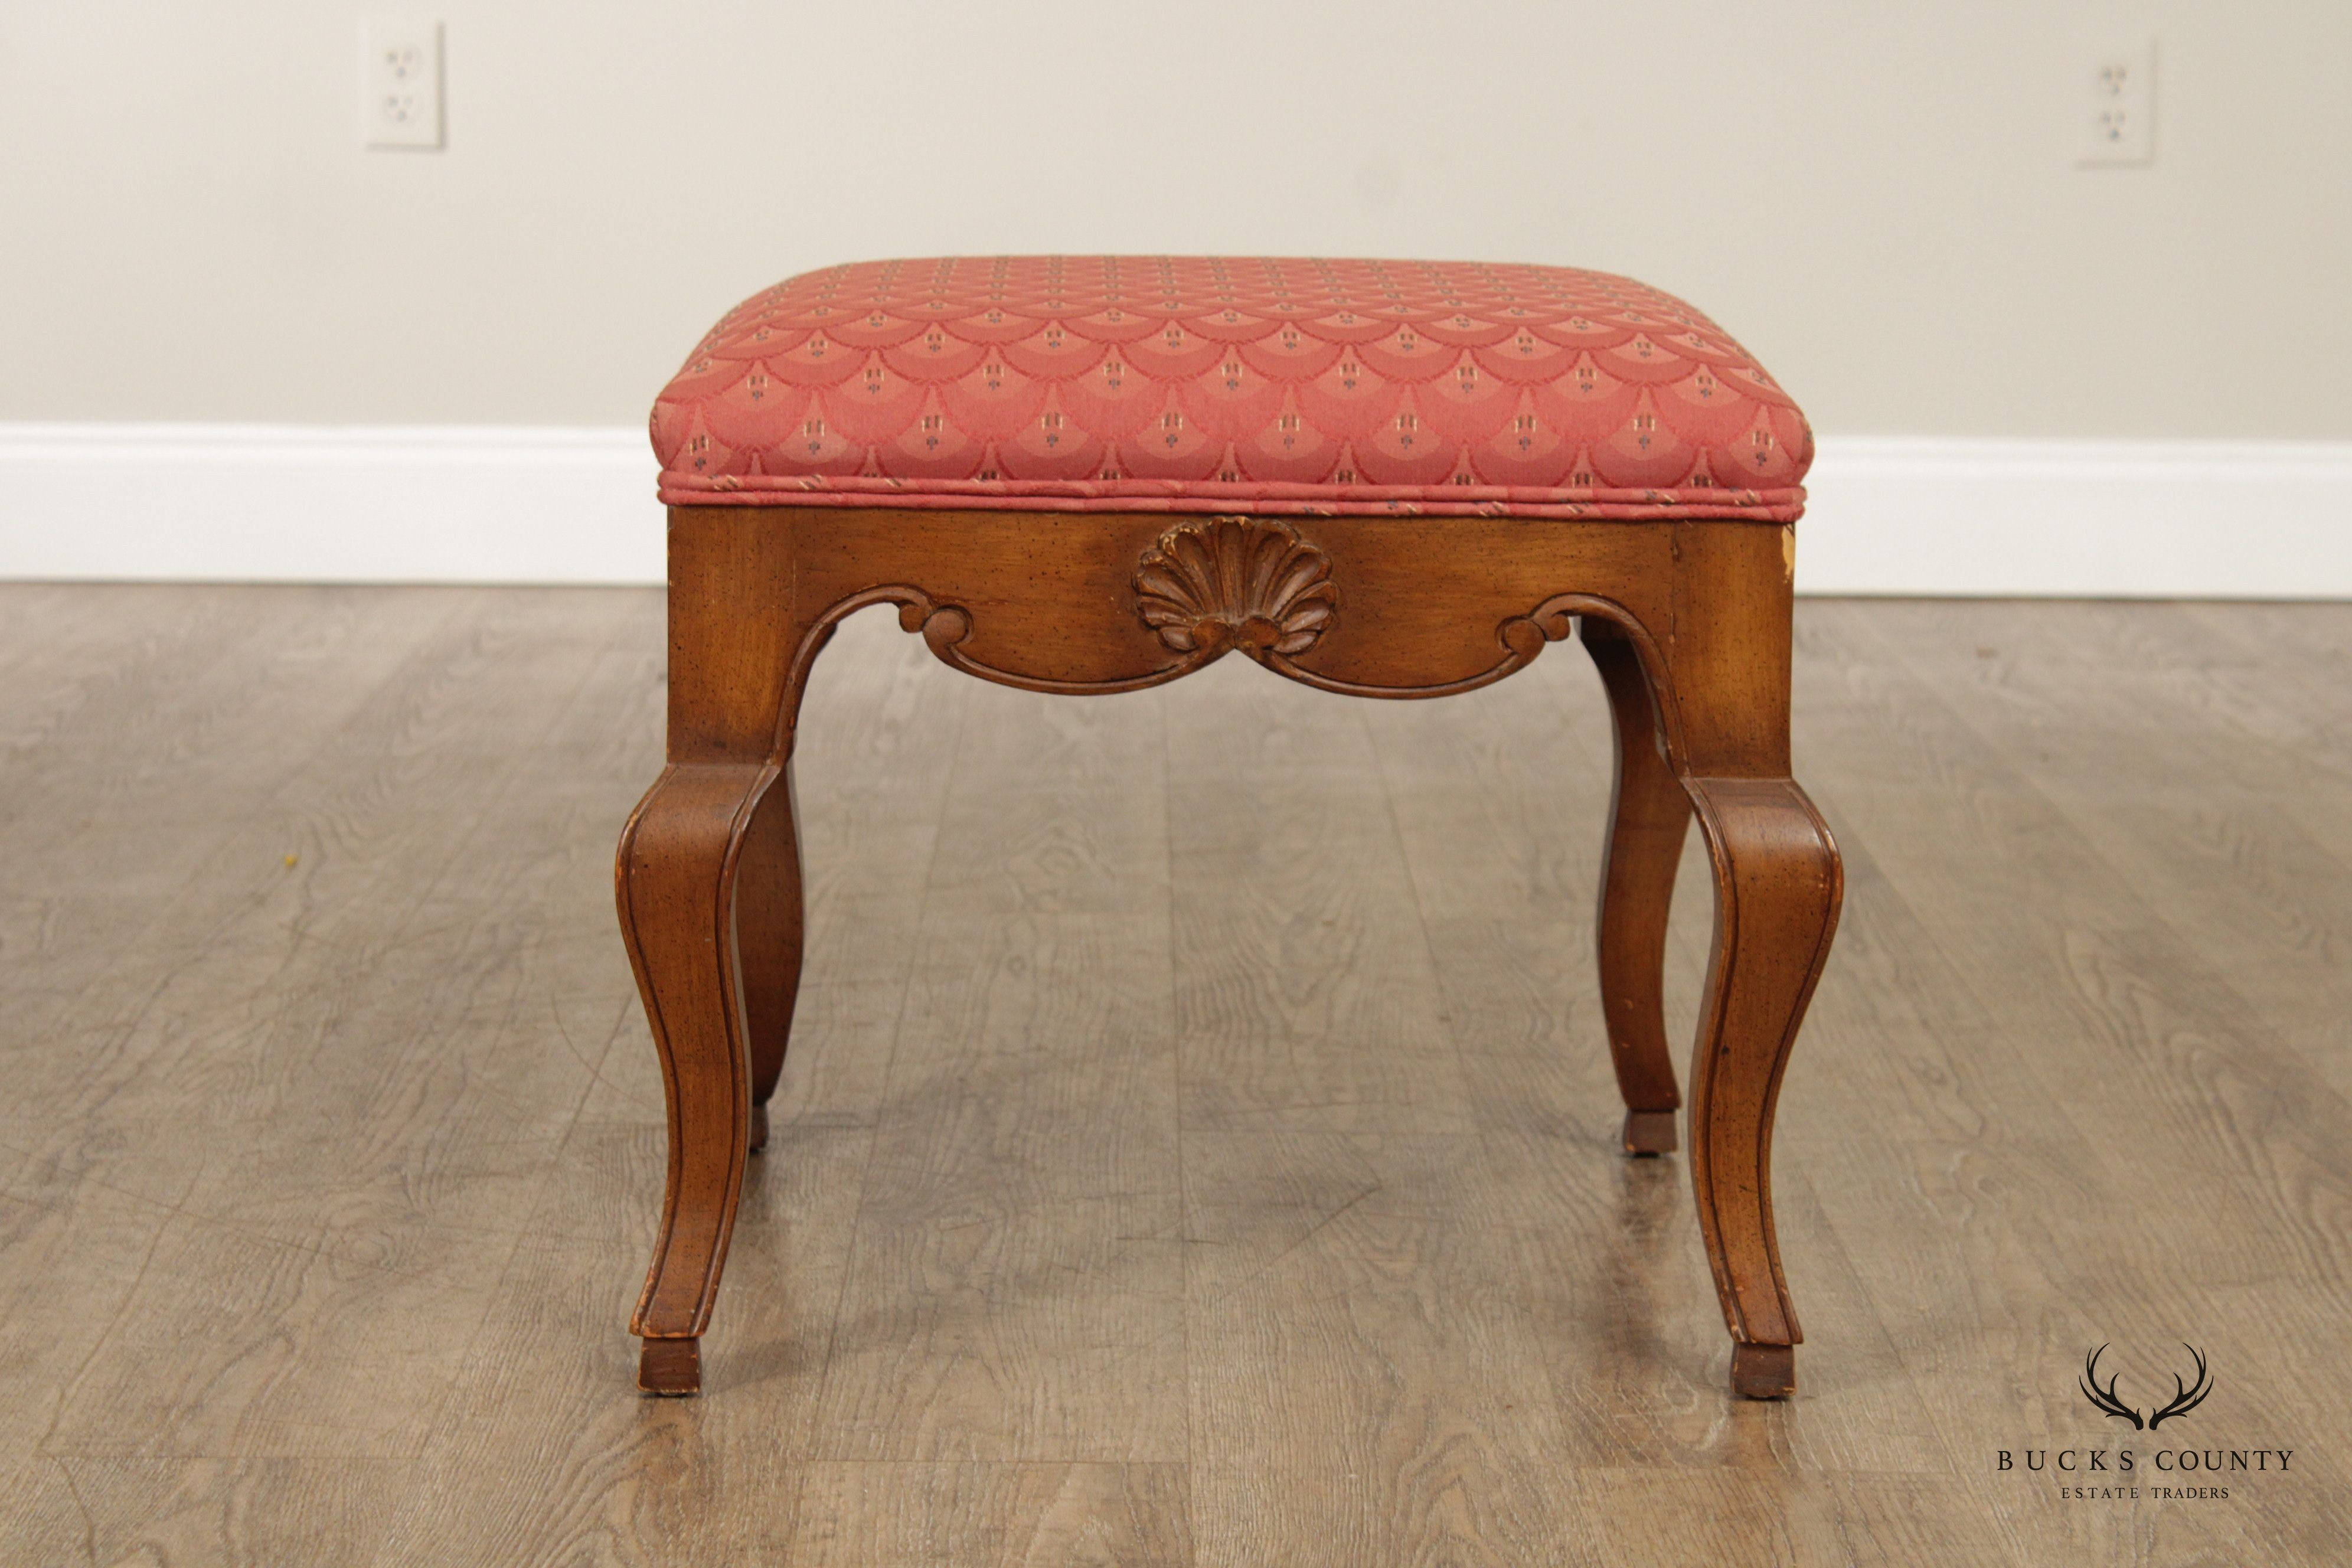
[
  {"left": 1683, "top": 776, "right": 1842, "bottom": 1398},
  {"left": 616, "top": 762, "right": 778, "bottom": 1394},
  {"left": 1585, "top": 619, "right": 1690, "bottom": 1156}
]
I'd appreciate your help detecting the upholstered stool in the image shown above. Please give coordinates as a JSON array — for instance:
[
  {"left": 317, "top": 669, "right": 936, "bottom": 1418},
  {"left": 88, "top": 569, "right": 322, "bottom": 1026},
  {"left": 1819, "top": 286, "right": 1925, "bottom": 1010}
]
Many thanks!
[{"left": 618, "top": 256, "right": 1842, "bottom": 1400}]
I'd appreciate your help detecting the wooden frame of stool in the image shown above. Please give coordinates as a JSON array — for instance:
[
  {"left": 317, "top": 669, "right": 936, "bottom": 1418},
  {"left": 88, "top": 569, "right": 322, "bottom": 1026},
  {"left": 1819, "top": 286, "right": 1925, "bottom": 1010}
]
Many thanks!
[{"left": 616, "top": 504, "right": 1842, "bottom": 1400}]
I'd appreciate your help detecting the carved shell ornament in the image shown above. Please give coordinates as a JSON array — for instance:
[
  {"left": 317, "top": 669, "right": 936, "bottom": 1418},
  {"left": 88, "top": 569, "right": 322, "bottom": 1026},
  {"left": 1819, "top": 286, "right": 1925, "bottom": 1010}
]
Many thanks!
[
  {"left": 864, "top": 509, "right": 1603, "bottom": 701},
  {"left": 1133, "top": 517, "right": 1338, "bottom": 661}
]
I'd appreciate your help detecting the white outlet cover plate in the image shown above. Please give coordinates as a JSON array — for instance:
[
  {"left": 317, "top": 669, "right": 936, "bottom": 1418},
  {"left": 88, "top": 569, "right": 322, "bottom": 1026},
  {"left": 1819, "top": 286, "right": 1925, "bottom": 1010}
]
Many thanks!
[
  {"left": 2076, "top": 38, "right": 2155, "bottom": 166},
  {"left": 363, "top": 19, "right": 443, "bottom": 149}
]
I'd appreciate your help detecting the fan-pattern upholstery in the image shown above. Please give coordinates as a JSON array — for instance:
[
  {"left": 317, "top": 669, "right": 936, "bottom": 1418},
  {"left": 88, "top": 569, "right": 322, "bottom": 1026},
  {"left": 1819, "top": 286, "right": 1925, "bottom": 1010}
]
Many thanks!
[{"left": 652, "top": 256, "right": 1811, "bottom": 520}]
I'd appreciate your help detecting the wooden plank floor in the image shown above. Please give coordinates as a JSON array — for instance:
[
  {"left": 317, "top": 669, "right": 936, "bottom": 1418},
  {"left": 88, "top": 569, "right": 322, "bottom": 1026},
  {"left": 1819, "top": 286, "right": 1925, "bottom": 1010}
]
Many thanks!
[{"left": 2, "top": 585, "right": 2347, "bottom": 1566}]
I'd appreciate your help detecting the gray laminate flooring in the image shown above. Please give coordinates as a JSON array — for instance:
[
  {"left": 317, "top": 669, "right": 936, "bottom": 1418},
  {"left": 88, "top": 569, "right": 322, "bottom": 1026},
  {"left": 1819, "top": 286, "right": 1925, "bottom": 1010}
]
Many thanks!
[{"left": 2, "top": 586, "right": 2346, "bottom": 1565}]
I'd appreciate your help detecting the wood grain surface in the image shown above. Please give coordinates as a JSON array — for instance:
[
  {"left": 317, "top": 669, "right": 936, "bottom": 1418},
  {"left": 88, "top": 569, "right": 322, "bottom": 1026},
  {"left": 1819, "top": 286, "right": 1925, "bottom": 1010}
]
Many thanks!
[{"left": 3, "top": 585, "right": 2348, "bottom": 1564}]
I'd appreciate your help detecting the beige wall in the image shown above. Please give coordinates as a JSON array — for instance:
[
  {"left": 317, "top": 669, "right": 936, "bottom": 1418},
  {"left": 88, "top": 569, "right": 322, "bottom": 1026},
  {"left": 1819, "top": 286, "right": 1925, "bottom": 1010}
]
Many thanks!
[{"left": 3, "top": 1, "right": 2347, "bottom": 437}]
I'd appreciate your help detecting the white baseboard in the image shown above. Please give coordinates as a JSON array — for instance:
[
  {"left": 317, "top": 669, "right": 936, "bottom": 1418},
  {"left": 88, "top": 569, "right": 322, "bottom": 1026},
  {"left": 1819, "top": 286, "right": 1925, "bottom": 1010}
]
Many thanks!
[
  {"left": 0, "top": 424, "right": 661, "bottom": 585},
  {"left": 1800, "top": 436, "right": 2352, "bottom": 597},
  {"left": 2, "top": 424, "right": 2347, "bottom": 596}
]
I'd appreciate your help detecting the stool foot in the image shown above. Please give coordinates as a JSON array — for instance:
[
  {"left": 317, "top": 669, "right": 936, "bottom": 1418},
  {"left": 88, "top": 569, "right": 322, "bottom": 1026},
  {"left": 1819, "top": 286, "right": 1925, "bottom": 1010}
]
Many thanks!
[
  {"left": 1622, "top": 1109, "right": 1678, "bottom": 1157},
  {"left": 749, "top": 1103, "right": 769, "bottom": 1154},
  {"left": 639, "top": 1337, "right": 702, "bottom": 1396},
  {"left": 1730, "top": 1343, "right": 1795, "bottom": 1399}
]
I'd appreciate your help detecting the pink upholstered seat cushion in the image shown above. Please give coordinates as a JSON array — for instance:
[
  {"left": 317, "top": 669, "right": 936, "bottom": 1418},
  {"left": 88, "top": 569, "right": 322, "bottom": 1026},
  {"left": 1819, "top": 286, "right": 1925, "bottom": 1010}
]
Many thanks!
[{"left": 652, "top": 257, "right": 1809, "bottom": 520}]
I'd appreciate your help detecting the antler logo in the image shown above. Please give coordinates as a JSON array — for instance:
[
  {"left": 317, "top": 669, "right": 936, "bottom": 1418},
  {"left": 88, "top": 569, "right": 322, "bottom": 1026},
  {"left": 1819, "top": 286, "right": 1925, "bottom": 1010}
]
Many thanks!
[{"left": 2079, "top": 1343, "right": 2213, "bottom": 1430}]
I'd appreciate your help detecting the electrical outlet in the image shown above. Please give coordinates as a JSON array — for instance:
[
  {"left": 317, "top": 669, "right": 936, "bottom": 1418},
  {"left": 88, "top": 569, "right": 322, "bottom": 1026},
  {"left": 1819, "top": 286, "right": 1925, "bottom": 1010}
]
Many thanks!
[
  {"left": 2076, "top": 39, "right": 2155, "bottom": 166},
  {"left": 362, "top": 19, "right": 443, "bottom": 149}
]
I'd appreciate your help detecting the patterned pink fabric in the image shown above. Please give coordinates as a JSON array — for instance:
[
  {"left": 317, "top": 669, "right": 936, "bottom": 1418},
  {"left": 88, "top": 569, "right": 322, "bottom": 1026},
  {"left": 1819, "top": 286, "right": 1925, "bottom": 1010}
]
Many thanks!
[{"left": 652, "top": 257, "right": 1809, "bottom": 520}]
